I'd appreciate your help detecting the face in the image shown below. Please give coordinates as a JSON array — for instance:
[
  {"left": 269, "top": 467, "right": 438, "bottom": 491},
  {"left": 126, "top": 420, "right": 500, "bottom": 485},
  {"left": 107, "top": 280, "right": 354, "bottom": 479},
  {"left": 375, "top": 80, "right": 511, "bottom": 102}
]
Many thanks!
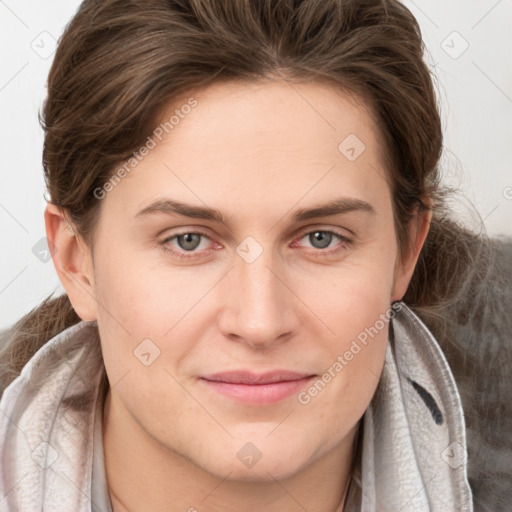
[{"left": 70, "top": 79, "right": 416, "bottom": 481}]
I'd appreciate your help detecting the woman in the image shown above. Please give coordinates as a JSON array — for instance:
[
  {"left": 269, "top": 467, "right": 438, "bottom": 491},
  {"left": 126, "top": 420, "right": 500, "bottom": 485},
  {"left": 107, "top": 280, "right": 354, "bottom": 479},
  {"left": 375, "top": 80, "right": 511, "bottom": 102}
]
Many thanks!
[{"left": 0, "top": 0, "right": 510, "bottom": 510}]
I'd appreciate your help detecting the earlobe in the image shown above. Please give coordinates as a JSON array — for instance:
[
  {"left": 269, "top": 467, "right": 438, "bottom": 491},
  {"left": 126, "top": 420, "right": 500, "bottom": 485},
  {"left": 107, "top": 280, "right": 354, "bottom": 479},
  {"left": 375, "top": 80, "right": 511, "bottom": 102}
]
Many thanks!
[
  {"left": 44, "top": 203, "right": 97, "bottom": 321},
  {"left": 391, "top": 205, "right": 432, "bottom": 302}
]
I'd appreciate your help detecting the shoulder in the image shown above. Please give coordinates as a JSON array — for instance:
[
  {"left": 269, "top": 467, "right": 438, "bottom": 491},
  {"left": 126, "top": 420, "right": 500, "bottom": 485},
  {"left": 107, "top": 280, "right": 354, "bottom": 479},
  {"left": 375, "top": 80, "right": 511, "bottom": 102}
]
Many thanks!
[{"left": 418, "top": 236, "right": 512, "bottom": 511}]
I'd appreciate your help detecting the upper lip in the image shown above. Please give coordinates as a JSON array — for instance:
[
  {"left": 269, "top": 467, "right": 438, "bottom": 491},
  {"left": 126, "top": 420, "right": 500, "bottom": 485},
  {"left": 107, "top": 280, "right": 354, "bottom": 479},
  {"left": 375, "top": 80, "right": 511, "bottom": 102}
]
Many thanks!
[{"left": 201, "top": 371, "right": 314, "bottom": 385}]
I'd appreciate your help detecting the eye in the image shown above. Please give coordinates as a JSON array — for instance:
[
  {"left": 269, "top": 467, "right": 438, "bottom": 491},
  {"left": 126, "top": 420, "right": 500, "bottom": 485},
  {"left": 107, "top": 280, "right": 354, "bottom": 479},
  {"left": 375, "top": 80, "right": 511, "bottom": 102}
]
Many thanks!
[
  {"left": 159, "top": 230, "right": 215, "bottom": 260},
  {"left": 159, "top": 228, "right": 352, "bottom": 261},
  {"left": 293, "top": 229, "right": 352, "bottom": 256}
]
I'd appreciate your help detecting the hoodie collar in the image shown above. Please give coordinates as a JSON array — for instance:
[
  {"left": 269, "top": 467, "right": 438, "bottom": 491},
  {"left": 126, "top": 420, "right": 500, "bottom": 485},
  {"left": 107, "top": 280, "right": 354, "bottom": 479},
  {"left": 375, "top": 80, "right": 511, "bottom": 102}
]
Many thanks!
[{"left": 345, "top": 303, "right": 473, "bottom": 510}]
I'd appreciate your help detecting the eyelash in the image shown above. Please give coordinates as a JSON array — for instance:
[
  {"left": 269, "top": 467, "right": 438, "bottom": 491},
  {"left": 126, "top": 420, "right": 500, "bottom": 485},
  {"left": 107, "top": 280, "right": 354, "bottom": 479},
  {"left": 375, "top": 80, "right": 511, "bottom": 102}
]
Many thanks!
[{"left": 159, "top": 228, "right": 352, "bottom": 261}]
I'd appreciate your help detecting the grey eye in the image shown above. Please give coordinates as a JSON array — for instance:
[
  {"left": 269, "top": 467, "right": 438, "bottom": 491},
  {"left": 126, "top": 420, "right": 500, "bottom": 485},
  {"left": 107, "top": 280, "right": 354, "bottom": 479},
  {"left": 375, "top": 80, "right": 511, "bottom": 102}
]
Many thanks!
[
  {"left": 308, "top": 231, "right": 332, "bottom": 249},
  {"left": 176, "top": 233, "right": 202, "bottom": 251}
]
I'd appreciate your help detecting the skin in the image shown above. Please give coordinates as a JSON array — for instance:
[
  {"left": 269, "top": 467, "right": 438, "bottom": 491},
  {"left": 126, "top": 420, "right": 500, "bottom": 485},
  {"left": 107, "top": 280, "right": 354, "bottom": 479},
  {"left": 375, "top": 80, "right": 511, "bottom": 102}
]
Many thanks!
[{"left": 45, "top": 78, "right": 431, "bottom": 512}]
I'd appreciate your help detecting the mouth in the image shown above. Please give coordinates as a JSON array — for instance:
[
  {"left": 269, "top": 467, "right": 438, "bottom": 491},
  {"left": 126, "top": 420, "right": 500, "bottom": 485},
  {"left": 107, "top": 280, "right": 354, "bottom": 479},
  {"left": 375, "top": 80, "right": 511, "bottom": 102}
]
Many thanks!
[{"left": 200, "top": 371, "right": 317, "bottom": 405}]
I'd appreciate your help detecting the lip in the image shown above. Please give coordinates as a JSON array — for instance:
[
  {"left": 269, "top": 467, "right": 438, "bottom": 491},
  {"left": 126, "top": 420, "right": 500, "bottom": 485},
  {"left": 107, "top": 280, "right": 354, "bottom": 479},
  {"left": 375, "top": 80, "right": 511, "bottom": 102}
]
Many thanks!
[{"left": 200, "top": 371, "right": 316, "bottom": 405}]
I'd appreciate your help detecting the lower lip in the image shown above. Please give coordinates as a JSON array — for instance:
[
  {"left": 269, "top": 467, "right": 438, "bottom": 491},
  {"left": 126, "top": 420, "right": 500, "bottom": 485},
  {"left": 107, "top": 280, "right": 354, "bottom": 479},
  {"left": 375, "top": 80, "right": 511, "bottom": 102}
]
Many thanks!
[{"left": 200, "top": 376, "right": 315, "bottom": 405}]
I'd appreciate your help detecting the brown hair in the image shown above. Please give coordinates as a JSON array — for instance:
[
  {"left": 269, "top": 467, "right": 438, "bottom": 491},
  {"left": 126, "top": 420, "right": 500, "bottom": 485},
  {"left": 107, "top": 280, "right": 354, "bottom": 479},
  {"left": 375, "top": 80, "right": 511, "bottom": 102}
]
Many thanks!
[{"left": 1, "top": 0, "right": 510, "bottom": 507}]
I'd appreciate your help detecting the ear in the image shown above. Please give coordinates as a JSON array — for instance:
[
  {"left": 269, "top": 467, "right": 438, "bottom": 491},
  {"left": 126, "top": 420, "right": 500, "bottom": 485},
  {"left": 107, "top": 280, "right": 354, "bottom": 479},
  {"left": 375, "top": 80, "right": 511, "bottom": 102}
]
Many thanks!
[
  {"left": 391, "top": 203, "right": 432, "bottom": 302},
  {"left": 44, "top": 202, "right": 98, "bottom": 321}
]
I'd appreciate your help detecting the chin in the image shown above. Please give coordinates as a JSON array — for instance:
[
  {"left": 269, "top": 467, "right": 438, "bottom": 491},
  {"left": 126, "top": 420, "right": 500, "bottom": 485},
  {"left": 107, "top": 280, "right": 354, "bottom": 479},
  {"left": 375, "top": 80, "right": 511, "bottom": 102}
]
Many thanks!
[
  {"left": 195, "top": 434, "right": 315, "bottom": 482},
  {"left": 209, "top": 457, "right": 307, "bottom": 483}
]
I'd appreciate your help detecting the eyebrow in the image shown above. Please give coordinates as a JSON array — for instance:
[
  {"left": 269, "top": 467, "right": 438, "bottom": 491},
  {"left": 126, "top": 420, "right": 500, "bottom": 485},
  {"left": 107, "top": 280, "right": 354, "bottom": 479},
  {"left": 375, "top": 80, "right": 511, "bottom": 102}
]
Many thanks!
[{"left": 135, "top": 197, "right": 375, "bottom": 228}]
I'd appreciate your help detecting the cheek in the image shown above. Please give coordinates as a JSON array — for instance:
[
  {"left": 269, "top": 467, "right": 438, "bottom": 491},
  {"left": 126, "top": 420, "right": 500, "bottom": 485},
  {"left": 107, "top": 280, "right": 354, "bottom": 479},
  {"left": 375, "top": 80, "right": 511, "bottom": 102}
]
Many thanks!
[
  {"left": 93, "top": 242, "right": 216, "bottom": 335},
  {"left": 293, "top": 249, "right": 395, "bottom": 415},
  {"left": 295, "top": 280, "right": 390, "bottom": 450},
  {"left": 91, "top": 243, "right": 230, "bottom": 401},
  {"left": 313, "top": 276, "right": 390, "bottom": 389},
  {"left": 296, "top": 247, "right": 396, "bottom": 341}
]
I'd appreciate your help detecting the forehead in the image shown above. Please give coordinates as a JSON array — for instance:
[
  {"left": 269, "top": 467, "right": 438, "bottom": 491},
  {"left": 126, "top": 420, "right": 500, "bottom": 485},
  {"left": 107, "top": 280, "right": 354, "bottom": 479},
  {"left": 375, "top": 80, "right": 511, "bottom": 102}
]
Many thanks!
[
  {"left": 101, "top": 78, "right": 390, "bottom": 222},
  {"left": 165, "top": 78, "right": 380, "bottom": 157}
]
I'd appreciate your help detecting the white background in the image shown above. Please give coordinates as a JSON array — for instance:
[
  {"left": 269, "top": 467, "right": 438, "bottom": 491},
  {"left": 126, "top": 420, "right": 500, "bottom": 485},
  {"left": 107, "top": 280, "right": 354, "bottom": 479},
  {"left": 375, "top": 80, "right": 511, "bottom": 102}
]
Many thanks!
[{"left": 1, "top": 0, "right": 511, "bottom": 329}]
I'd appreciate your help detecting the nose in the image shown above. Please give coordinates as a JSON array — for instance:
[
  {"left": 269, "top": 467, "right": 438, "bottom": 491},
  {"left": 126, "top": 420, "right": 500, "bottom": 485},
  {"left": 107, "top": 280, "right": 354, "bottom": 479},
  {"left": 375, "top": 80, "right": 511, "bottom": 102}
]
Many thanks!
[{"left": 217, "top": 248, "right": 299, "bottom": 349}]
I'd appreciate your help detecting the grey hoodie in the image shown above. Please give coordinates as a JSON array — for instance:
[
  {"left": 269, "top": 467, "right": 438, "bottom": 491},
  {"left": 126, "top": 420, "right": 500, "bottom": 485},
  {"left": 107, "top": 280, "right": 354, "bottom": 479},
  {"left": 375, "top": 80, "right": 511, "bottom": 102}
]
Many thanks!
[{"left": 0, "top": 303, "right": 473, "bottom": 511}]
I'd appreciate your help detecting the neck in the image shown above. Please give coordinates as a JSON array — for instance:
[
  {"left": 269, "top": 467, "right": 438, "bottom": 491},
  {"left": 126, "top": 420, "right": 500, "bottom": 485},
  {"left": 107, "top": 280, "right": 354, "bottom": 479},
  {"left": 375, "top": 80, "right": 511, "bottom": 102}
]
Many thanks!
[{"left": 102, "top": 388, "right": 356, "bottom": 512}]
